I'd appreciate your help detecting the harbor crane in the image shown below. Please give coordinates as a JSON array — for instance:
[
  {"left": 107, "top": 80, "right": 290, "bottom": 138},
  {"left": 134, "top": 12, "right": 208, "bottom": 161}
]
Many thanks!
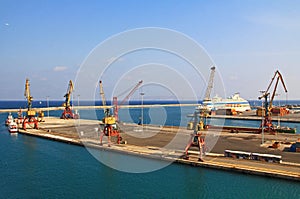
[
  {"left": 22, "top": 78, "right": 38, "bottom": 130},
  {"left": 258, "top": 70, "right": 288, "bottom": 133},
  {"left": 113, "top": 80, "right": 143, "bottom": 121},
  {"left": 183, "top": 67, "right": 216, "bottom": 162},
  {"left": 183, "top": 106, "right": 208, "bottom": 162},
  {"left": 99, "top": 80, "right": 122, "bottom": 145},
  {"left": 61, "top": 80, "right": 78, "bottom": 119}
]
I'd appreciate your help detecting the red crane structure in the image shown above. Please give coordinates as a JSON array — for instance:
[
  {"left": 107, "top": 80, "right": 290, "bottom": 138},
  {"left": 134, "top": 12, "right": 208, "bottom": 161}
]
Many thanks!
[
  {"left": 113, "top": 80, "right": 143, "bottom": 121},
  {"left": 258, "top": 70, "right": 288, "bottom": 133}
]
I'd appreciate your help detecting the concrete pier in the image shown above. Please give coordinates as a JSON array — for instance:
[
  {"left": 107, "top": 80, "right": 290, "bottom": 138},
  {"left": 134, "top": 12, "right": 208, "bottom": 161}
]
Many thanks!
[{"left": 16, "top": 117, "right": 300, "bottom": 181}]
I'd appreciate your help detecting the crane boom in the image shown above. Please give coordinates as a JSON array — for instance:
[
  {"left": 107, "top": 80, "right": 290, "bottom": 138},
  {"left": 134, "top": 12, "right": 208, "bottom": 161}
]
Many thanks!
[
  {"left": 270, "top": 71, "right": 287, "bottom": 108},
  {"left": 24, "top": 78, "right": 33, "bottom": 110},
  {"left": 99, "top": 80, "right": 106, "bottom": 106},
  {"left": 258, "top": 70, "right": 287, "bottom": 108},
  {"left": 120, "top": 80, "right": 143, "bottom": 105},
  {"left": 113, "top": 80, "right": 143, "bottom": 121},
  {"left": 204, "top": 66, "right": 215, "bottom": 102},
  {"left": 99, "top": 80, "right": 109, "bottom": 117},
  {"left": 64, "top": 80, "right": 74, "bottom": 108}
]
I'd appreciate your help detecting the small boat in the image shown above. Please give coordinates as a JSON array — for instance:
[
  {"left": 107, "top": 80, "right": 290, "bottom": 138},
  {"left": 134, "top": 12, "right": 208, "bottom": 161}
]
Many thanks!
[
  {"left": 275, "top": 126, "right": 296, "bottom": 134},
  {"left": 5, "top": 113, "right": 14, "bottom": 126},
  {"left": 8, "top": 121, "right": 18, "bottom": 133}
]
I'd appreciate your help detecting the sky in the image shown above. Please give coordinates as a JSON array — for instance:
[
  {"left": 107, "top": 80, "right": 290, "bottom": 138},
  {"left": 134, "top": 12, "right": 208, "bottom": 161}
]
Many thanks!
[{"left": 1, "top": 0, "right": 300, "bottom": 101}]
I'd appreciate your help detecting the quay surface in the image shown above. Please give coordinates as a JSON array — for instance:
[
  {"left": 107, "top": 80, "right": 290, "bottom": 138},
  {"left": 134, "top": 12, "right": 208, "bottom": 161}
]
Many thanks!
[{"left": 16, "top": 117, "right": 300, "bottom": 181}]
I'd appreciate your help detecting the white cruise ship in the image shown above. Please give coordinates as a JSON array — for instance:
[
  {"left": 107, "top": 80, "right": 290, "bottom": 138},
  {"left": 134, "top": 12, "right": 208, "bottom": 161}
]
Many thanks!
[{"left": 203, "top": 93, "right": 251, "bottom": 112}]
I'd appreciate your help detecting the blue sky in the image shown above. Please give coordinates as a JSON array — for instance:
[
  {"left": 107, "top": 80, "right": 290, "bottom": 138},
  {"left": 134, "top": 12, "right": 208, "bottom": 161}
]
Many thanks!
[{"left": 1, "top": 0, "right": 300, "bottom": 100}]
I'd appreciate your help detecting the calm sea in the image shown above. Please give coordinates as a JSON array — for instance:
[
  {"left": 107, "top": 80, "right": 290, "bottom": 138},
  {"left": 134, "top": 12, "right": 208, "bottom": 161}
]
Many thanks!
[{"left": 0, "top": 101, "right": 300, "bottom": 198}]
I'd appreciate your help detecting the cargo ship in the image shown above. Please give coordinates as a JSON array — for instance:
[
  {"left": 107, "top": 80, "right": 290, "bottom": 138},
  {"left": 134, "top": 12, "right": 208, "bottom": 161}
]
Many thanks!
[{"left": 203, "top": 93, "right": 251, "bottom": 112}]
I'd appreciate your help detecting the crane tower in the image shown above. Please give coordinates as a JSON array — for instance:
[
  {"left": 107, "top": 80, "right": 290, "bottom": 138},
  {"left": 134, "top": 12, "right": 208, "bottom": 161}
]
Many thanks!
[
  {"left": 22, "top": 78, "right": 38, "bottom": 130},
  {"left": 61, "top": 80, "right": 78, "bottom": 119},
  {"left": 99, "top": 80, "right": 122, "bottom": 145},
  {"left": 258, "top": 70, "right": 288, "bottom": 133}
]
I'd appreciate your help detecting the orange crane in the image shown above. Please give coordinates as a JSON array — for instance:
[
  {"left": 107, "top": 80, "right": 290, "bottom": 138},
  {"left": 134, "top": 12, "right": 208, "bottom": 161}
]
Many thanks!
[
  {"left": 99, "top": 80, "right": 122, "bottom": 146},
  {"left": 22, "top": 78, "right": 38, "bottom": 130},
  {"left": 113, "top": 80, "right": 143, "bottom": 121},
  {"left": 61, "top": 80, "right": 78, "bottom": 119},
  {"left": 258, "top": 70, "right": 288, "bottom": 133}
]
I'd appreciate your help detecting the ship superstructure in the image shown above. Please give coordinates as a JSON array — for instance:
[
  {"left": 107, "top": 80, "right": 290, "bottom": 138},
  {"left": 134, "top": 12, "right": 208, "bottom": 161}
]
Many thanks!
[{"left": 203, "top": 93, "right": 251, "bottom": 112}]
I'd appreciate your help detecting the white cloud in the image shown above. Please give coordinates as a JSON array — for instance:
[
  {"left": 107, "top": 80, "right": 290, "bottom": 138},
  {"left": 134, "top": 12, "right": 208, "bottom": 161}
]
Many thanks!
[{"left": 53, "top": 66, "right": 68, "bottom": 72}]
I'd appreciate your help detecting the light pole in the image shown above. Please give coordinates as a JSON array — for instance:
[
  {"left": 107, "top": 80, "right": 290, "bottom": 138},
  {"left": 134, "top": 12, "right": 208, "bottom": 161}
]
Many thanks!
[{"left": 46, "top": 96, "right": 49, "bottom": 118}]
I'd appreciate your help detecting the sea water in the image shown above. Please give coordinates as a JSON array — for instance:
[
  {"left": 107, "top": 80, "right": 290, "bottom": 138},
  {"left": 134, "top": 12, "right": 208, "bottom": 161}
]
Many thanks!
[{"left": 0, "top": 101, "right": 300, "bottom": 198}]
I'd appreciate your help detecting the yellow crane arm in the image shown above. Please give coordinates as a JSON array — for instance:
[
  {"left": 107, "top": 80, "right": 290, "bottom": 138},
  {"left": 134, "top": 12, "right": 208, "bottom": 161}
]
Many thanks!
[
  {"left": 64, "top": 80, "right": 74, "bottom": 108},
  {"left": 24, "top": 78, "right": 33, "bottom": 109},
  {"left": 99, "top": 80, "right": 106, "bottom": 106},
  {"left": 99, "top": 80, "right": 110, "bottom": 117}
]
